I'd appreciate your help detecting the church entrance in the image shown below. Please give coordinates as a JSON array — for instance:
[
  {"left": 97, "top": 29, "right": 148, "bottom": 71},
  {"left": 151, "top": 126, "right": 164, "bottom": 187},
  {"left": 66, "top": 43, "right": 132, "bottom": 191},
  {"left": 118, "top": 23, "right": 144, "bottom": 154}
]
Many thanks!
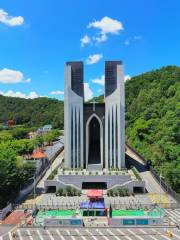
[
  {"left": 86, "top": 114, "right": 103, "bottom": 169},
  {"left": 88, "top": 117, "right": 101, "bottom": 164}
]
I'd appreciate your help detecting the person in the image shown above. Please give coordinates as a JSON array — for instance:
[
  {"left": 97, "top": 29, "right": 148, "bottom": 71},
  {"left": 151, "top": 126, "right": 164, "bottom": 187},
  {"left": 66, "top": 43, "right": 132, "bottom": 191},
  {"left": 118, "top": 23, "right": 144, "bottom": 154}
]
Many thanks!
[
  {"left": 24, "top": 209, "right": 28, "bottom": 214},
  {"left": 12, "top": 232, "right": 16, "bottom": 239}
]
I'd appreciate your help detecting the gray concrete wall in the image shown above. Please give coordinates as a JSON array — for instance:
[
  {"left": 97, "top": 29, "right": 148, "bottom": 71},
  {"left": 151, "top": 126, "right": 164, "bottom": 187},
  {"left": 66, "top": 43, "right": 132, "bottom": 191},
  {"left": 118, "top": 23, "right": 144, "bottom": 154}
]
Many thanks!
[
  {"left": 109, "top": 217, "right": 163, "bottom": 226},
  {"left": 44, "top": 175, "right": 145, "bottom": 192}
]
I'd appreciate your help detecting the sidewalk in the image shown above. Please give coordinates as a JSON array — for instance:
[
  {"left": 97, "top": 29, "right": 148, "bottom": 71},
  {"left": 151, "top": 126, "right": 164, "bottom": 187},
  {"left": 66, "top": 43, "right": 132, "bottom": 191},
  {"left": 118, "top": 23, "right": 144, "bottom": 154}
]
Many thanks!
[{"left": 36, "top": 150, "right": 64, "bottom": 191}]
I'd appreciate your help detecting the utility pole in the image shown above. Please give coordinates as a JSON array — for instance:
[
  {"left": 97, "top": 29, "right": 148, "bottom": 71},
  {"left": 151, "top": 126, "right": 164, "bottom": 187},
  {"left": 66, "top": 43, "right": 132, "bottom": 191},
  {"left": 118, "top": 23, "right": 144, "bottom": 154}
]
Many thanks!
[
  {"left": 33, "top": 174, "right": 36, "bottom": 210},
  {"left": 159, "top": 166, "right": 164, "bottom": 218}
]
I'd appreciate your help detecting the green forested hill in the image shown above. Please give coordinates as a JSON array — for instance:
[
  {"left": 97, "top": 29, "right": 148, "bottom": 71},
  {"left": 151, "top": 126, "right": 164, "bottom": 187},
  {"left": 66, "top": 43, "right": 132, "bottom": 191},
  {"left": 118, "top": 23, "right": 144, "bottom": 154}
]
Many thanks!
[
  {"left": 125, "top": 66, "right": 180, "bottom": 192},
  {"left": 0, "top": 65, "right": 180, "bottom": 192},
  {"left": 0, "top": 96, "right": 64, "bottom": 129}
]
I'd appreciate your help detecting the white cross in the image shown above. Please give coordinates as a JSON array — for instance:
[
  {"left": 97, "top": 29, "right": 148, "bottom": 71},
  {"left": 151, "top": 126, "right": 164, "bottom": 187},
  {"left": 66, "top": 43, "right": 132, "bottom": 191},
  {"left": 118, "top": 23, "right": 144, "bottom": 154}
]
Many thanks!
[{"left": 92, "top": 99, "right": 96, "bottom": 111}]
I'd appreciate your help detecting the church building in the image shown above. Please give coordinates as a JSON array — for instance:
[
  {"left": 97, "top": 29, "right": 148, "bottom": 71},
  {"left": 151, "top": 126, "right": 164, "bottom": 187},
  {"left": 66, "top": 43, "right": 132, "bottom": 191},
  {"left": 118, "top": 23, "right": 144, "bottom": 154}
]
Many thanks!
[{"left": 64, "top": 61, "right": 125, "bottom": 170}]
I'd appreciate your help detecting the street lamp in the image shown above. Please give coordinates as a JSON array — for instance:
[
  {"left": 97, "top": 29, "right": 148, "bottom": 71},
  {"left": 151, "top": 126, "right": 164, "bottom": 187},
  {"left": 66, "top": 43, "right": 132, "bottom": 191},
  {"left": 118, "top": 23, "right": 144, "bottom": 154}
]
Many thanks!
[{"left": 159, "top": 166, "right": 165, "bottom": 219}]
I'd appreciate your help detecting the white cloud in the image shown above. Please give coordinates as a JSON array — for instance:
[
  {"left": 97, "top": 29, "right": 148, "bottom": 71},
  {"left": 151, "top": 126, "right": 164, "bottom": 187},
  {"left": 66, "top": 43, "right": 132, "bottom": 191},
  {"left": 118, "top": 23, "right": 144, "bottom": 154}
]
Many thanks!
[
  {"left": 86, "top": 54, "right": 103, "bottom": 65},
  {"left": 0, "top": 68, "right": 30, "bottom": 84},
  {"left": 50, "top": 91, "right": 64, "bottom": 95},
  {"left": 88, "top": 16, "right": 123, "bottom": 43},
  {"left": 94, "top": 34, "right": 107, "bottom": 43},
  {"left": 97, "top": 89, "right": 103, "bottom": 93},
  {"left": 125, "top": 75, "right": 131, "bottom": 82},
  {"left": 0, "top": 9, "right": 24, "bottom": 27},
  {"left": 92, "top": 74, "right": 105, "bottom": 85},
  {"left": 80, "top": 35, "right": 91, "bottom": 47},
  {"left": 88, "top": 16, "right": 123, "bottom": 35},
  {"left": 27, "top": 92, "right": 39, "bottom": 98},
  {"left": 84, "top": 83, "right": 93, "bottom": 101},
  {"left": 0, "top": 90, "right": 39, "bottom": 99}
]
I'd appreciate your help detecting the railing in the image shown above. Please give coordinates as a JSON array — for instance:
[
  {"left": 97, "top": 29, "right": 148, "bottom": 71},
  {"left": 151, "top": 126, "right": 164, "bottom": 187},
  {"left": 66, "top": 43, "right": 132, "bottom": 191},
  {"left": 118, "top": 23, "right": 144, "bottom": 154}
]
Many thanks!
[
  {"left": 126, "top": 143, "right": 147, "bottom": 164},
  {"left": 14, "top": 202, "right": 180, "bottom": 211},
  {"left": 150, "top": 167, "right": 180, "bottom": 203},
  {"left": 110, "top": 202, "right": 180, "bottom": 210}
]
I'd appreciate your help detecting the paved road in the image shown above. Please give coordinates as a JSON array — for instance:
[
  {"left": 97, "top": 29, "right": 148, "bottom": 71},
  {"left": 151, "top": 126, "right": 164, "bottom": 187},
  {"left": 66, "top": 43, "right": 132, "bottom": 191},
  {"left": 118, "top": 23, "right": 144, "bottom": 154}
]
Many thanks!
[
  {"left": 44, "top": 137, "right": 64, "bottom": 160},
  {"left": 126, "top": 145, "right": 166, "bottom": 194},
  {"left": 165, "top": 208, "right": 180, "bottom": 226},
  {"left": 140, "top": 170, "right": 166, "bottom": 194},
  {"left": 36, "top": 137, "right": 64, "bottom": 192},
  {"left": 36, "top": 150, "right": 64, "bottom": 191},
  {"left": 2, "top": 227, "right": 180, "bottom": 240},
  {"left": 0, "top": 225, "right": 16, "bottom": 238}
]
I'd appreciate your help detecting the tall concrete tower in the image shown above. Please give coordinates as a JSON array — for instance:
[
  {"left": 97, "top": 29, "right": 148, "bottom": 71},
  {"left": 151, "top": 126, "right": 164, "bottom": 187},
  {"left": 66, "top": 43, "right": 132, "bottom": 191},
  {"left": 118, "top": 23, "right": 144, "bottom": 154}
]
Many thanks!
[
  {"left": 64, "top": 61, "right": 125, "bottom": 170},
  {"left": 64, "top": 62, "right": 84, "bottom": 168},
  {"left": 105, "top": 61, "right": 125, "bottom": 169}
]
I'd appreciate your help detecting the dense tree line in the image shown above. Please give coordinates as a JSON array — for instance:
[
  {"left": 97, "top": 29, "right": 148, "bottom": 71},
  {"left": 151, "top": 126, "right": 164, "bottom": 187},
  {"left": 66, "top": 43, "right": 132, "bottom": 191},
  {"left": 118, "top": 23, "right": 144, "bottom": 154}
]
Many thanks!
[
  {"left": 0, "top": 96, "right": 64, "bottom": 129},
  {"left": 125, "top": 66, "right": 180, "bottom": 193}
]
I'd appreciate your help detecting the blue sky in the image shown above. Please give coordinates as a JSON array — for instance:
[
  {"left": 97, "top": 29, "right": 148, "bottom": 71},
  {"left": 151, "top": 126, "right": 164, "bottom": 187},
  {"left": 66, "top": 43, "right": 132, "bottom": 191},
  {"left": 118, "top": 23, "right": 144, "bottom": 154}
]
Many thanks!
[{"left": 0, "top": 0, "right": 180, "bottom": 101}]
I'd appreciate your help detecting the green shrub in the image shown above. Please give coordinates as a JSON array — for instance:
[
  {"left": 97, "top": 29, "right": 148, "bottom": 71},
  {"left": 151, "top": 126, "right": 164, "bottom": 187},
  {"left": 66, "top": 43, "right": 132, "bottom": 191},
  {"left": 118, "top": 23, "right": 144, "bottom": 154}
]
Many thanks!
[
  {"left": 62, "top": 188, "right": 67, "bottom": 196},
  {"left": 107, "top": 189, "right": 113, "bottom": 196},
  {"left": 131, "top": 167, "right": 142, "bottom": 180},
  {"left": 56, "top": 188, "right": 63, "bottom": 196},
  {"left": 108, "top": 187, "right": 131, "bottom": 197}
]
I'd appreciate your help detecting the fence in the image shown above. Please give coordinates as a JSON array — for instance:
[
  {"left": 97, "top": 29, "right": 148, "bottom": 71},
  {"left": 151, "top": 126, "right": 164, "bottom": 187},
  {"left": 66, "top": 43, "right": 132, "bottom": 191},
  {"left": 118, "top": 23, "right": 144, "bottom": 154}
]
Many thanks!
[
  {"left": 150, "top": 167, "right": 180, "bottom": 203},
  {"left": 15, "top": 201, "right": 180, "bottom": 211},
  {"left": 126, "top": 143, "right": 180, "bottom": 203}
]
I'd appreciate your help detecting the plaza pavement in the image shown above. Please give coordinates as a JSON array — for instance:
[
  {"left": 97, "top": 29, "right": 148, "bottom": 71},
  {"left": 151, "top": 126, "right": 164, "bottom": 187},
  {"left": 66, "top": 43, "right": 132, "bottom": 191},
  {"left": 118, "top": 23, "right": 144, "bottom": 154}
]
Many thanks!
[
  {"left": 36, "top": 150, "right": 64, "bottom": 191},
  {"left": 165, "top": 209, "right": 180, "bottom": 226},
  {"left": 1, "top": 209, "right": 180, "bottom": 239},
  {"left": 1, "top": 227, "right": 180, "bottom": 240},
  {"left": 21, "top": 194, "right": 152, "bottom": 210}
]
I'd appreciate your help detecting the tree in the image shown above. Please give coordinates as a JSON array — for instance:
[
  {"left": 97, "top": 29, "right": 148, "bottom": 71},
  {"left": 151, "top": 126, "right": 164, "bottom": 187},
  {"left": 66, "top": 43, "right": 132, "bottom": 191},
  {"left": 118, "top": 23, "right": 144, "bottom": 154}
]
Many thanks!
[
  {"left": 0, "top": 145, "right": 35, "bottom": 208},
  {"left": 0, "top": 131, "right": 13, "bottom": 142},
  {"left": 43, "top": 130, "right": 60, "bottom": 145}
]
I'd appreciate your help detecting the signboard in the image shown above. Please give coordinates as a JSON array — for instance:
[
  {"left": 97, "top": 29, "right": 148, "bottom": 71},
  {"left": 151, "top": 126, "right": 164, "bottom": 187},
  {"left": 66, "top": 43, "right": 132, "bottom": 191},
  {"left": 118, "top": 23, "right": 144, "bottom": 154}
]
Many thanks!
[
  {"left": 123, "top": 219, "right": 135, "bottom": 225},
  {"left": 136, "top": 219, "right": 148, "bottom": 225},
  {"left": 44, "top": 218, "right": 83, "bottom": 227}
]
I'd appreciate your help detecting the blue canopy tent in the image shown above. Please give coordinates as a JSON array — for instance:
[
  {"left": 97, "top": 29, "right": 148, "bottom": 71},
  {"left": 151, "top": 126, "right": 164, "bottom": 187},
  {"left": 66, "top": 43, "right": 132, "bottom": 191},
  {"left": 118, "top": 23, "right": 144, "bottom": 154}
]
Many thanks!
[{"left": 80, "top": 202, "right": 106, "bottom": 217}]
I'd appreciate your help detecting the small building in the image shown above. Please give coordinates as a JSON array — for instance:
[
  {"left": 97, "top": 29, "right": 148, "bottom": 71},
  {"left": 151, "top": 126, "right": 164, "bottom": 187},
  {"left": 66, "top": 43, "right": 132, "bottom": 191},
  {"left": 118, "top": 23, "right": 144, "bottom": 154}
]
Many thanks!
[
  {"left": 38, "top": 124, "right": 52, "bottom": 135},
  {"left": 0, "top": 123, "right": 8, "bottom": 130},
  {"left": 7, "top": 120, "right": 14, "bottom": 129}
]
